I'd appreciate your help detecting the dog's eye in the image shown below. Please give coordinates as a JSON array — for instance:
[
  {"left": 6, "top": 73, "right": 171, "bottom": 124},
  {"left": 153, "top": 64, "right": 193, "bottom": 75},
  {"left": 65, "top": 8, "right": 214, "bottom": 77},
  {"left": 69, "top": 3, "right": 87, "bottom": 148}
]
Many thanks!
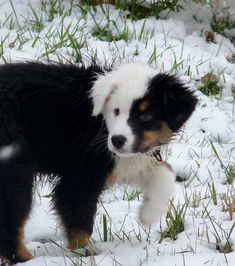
[
  {"left": 139, "top": 112, "right": 153, "bottom": 122},
  {"left": 114, "top": 108, "right": 120, "bottom": 116}
]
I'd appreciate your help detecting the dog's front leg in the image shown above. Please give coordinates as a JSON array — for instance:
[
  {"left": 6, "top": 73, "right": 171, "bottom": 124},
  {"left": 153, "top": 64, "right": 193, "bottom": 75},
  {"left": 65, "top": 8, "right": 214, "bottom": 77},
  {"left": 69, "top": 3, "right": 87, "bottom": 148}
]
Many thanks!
[{"left": 139, "top": 162, "right": 175, "bottom": 227}]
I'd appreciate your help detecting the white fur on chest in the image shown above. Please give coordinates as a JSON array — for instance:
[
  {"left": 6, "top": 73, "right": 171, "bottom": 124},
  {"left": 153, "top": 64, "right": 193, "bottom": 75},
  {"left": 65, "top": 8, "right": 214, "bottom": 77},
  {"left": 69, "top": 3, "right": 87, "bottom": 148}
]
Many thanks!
[{"left": 113, "top": 154, "right": 155, "bottom": 186}]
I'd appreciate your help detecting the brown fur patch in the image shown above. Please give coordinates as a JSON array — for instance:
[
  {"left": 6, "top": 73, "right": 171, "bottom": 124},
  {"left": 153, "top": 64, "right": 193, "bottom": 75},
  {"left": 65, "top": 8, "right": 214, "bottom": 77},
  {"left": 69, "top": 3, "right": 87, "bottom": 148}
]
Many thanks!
[
  {"left": 67, "top": 230, "right": 90, "bottom": 250},
  {"left": 16, "top": 226, "right": 33, "bottom": 262},
  {"left": 141, "top": 122, "right": 172, "bottom": 151},
  {"left": 105, "top": 173, "right": 117, "bottom": 188},
  {"left": 139, "top": 100, "right": 150, "bottom": 112}
]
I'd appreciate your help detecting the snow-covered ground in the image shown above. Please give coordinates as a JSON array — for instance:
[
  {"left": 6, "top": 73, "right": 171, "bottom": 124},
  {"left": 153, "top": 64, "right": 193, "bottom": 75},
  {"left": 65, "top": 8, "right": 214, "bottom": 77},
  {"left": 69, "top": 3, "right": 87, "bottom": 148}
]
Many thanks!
[{"left": 0, "top": 0, "right": 235, "bottom": 265}]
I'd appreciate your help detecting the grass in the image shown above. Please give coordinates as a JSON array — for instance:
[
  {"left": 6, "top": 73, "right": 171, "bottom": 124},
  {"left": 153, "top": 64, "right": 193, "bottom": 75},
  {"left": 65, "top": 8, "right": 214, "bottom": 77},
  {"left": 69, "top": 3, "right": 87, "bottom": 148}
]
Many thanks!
[
  {"left": 232, "top": 87, "right": 235, "bottom": 98},
  {"left": 122, "top": 0, "right": 183, "bottom": 20},
  {"left": 159, "top": 200, "right": 188, "bottom": 243},
  {"left": 122, "top": 187, "right": 141, "bottom": 201},
  {"left": 211, "top": 14, "right": 235, "bottom": 36},
  {"left": 28, "top": 3, "right": 45, "bottom": 33},
  {"left": 102, "top": 214, "right": 108, "bottom": 242},
  {"left": 208, "top": 179, "right": 218, "bottom": 205},
  {"left": 221, "top": 193, "right": 235, "bottom": 221},
  {"left": 191, "top": 191, "right": 202, "bottom": 208},
  {"left": 92, "top": 26, "right": 129, "bottom": 42},
  {"left": 204, "top": 208, "right": 235, "bottom": 253},
  {"left": 85, "top": 0, "right": 183, "bottom": 20},
  {"left": 210, "top": 140, "right": 235, "bottom": 184},
  {"left": 199, "top": 73, "right": 222, "bottom": 96}
]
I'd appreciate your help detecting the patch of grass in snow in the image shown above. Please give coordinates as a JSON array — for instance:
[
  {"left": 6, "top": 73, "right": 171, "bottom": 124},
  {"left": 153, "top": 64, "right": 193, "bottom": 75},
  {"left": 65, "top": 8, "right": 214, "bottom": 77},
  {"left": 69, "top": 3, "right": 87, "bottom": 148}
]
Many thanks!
[
  {"left": 232, "top": 87, "right": 235, "bottom": 98},
  {"left": 123, "top": 187, "right": 141, "bottom": 201},
  {"left": 95, "top": 203, "right": 115, "bottom": 243},
  {"left": 207, "top": 179, "right": 218, "bottom": 206},
  {"left": 84, "top": 0, "right": 183, "bottom": 20},
  {"left": 0, "top": 12, "right": 15, "bottom": 29},
  {"left": 102, "top": 213, "right": 109, "bottom": 242},
  {"left": 204, "top": 208, "right": 235, "bottom": 253},
  {"left": 225, "top": 164, "right": 235, "bottom": 185},
  {"left": 210, "top": 141, "right": 235, "bottom": 184},
  {"left": 0, "top": 34, "right": 12, "bottom": 64},
  {"left": 27, "top": 3, "right": 45, "bottom": 33},
  {"left": 4, "top": 0, "right": 89, "bottom": 63},
  {"left": 9, "top": 0, "right": 20, "bottom": 27},
  {"left": 191, "top": 191, "right": 202, "bottom": 208},
  {"left": 125, "top": 0, "right": 183, "bottom": 20},
  {"left": 159, "top": 199, "right": 188, "bottom": 243},
  {"left": 148, "top": 43, "right": 175, "bottom": 67},
  {"left": 221, "top": 192, "right": 235, "bottom": 221},
  {"left": 211, "top": 14, "right": 235, "bottom": 36},
  {"left": 92, "top": 25, "right": 129, "bottom": 42},
  {"left": 88, "top": 4, "right": 130, "bottom": 43},
  {"left": 41, "top": 18, "right": 88, "bottom": 63},
  {"left": 9, "top": 29, "right": 30, "bottom": 50},
  {"left": 199, "top": 73, "right": 222, "bottom": 96},
  {"left": 43, "top": 0, "right": 74, "bottom": 22}
]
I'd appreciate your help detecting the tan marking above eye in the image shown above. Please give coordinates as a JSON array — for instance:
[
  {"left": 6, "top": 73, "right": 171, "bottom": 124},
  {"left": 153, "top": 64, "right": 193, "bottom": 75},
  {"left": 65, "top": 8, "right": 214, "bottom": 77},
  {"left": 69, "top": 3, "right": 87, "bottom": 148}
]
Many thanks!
[
  {"left": 139, "top": 100, "right": 151, "bottom": 112},
  {"left": 104, "top": 84, "right": 118, "bottom": 105}
]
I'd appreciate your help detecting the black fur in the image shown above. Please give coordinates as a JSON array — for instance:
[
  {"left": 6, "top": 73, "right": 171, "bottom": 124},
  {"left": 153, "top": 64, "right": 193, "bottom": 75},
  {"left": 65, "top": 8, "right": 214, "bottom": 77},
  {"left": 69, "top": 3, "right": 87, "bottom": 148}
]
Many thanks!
[
  {"left": 146, "top": 73, "right": 198, "bottom": 132},
  {"left": 129, "top": 73, "right": 198, "bottom": 152},
  {"left": 0, "top": 62, "right": 114, "bottom": 263}
]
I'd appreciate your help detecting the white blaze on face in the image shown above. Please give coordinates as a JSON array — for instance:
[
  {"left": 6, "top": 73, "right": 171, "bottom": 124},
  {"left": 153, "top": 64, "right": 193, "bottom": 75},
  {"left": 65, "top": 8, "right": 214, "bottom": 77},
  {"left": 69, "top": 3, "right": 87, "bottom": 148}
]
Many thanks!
[
  {"left": 104, "top": 95, "right": 135, "bottom": 156},
  {"left": 102, "top": 64, "right": 156, "bottom": 156}
]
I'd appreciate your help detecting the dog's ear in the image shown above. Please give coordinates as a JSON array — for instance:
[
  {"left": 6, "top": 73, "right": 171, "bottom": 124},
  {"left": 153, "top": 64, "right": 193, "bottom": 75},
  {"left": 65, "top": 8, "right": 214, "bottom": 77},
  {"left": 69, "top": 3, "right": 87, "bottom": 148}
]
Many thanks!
[
  {"left": 90, "top": 73, "right": 118, "bottom": 116},
  {"left": 149, "top": 74, "right": 198, "bottom": 132}
]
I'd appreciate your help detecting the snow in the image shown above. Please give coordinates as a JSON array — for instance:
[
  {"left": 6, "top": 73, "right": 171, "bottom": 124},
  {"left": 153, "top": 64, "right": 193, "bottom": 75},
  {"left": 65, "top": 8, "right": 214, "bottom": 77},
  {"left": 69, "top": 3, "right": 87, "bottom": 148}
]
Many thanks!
[{"left": 0, "top": 0, "right": 235, "bottom": 265}]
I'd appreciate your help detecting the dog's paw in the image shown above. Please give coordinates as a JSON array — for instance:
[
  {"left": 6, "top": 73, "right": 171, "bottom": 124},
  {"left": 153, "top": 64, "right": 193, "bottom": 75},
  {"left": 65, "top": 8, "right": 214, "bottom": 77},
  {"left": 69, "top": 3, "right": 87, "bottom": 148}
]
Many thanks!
[{"left": 139, "top": 199, "right": 167, "bottom": 227}]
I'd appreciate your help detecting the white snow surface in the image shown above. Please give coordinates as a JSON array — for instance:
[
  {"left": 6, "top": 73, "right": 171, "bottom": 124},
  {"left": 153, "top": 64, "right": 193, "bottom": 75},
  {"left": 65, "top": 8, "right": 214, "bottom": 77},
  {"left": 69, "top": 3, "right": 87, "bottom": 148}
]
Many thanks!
[{"left": 0, "top": 0, "right": 235, "bottom": 265}]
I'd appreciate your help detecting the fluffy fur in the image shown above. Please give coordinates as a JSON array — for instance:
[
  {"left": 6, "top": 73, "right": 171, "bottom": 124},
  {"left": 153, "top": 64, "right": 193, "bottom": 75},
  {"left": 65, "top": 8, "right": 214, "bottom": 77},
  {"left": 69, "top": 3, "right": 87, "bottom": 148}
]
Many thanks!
[{"left": 0, "top": 62, "right": 197, "bottom": 264}]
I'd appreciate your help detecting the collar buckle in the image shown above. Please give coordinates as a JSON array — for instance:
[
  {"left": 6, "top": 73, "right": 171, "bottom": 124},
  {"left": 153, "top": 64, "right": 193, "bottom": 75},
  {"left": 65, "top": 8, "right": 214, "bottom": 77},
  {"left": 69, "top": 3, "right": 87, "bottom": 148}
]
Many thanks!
[{"left": 153, "top": 149, "right": 162, "bottom": 162}]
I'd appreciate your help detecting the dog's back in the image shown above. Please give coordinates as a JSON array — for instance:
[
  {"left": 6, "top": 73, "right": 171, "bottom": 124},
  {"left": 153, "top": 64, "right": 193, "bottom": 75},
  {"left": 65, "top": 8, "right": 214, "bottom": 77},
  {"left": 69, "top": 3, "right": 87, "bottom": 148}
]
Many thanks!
[
  {"left": 0, "top": 63, "right": 107, "bottom": 172},
  {"left": 0, "top": 63, "right": 115, "bottom": 264}
]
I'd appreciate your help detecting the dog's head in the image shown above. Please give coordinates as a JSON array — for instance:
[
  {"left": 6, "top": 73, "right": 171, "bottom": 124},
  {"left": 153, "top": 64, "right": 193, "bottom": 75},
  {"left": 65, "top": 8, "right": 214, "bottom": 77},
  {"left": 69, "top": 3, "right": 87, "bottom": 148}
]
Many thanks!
[{"left": 91, "top": 63, "right": 198, "bottom": 157}]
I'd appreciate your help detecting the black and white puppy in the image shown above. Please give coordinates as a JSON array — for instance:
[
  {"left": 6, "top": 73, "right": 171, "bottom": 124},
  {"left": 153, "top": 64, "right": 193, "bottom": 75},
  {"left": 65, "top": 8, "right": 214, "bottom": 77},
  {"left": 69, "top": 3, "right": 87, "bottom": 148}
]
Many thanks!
[{"left": 0, "top": 62, "right": 197, "bottom": 264}]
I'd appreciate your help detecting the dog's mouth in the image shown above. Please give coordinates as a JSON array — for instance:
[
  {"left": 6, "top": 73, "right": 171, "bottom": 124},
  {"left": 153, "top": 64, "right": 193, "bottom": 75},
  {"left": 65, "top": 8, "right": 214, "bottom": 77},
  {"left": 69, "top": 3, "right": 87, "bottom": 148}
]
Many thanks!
[
  {"left": 109, "top": 144, "right": 155, "bottom": 157},
  {"left": 107, "top": 143, "right": 135, "bottom": 157},
  {"left": 111, "top": 148, "right": 137, "bottom": 157},
  {"left": 108, "top": 130, "right": 169, "bottom": 157}
]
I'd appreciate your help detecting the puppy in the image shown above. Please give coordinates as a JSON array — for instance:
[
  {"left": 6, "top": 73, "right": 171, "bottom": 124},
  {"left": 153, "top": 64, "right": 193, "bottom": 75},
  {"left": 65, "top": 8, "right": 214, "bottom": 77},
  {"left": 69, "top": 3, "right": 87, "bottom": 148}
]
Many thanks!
[{"left": 0, "top": 62, "right": 197, "bottom": 264}]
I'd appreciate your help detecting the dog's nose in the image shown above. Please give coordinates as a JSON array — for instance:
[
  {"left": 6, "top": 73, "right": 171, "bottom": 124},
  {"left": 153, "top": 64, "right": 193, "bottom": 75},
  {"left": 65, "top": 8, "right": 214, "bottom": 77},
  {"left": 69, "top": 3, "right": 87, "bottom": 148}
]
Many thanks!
[{"left": 111, "top": 135, "right": 127, "bottom": 149}]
